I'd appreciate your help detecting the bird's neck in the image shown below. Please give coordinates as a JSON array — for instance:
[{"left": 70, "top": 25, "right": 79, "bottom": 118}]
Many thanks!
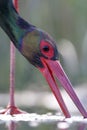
[{"left": 0, "top": 2, "right": 35, "bottom": 49}]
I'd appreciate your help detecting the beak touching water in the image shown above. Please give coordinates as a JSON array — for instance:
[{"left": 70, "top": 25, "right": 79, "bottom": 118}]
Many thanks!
[{"left": 39, "top": 58, "right": 87, "bottom": 118}]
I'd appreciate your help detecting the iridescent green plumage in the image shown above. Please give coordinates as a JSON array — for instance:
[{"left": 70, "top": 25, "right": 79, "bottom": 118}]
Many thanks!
[
  {"left": 0, "top": 0, "right": 35, "bottom": 49},
  {"left": 0, "top": 0, "right": 58, "bottom": 67},
  {"left": 0, "top": 2, "right": 20, "bottom": 46}
]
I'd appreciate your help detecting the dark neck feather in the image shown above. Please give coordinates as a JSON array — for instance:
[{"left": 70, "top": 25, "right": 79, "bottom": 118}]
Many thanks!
[
  {"left": 0, "top": 0, "right": 35, "bottom": 49},
  {"left": 0, "top": 0, "right": 12, "bottom": 9}
]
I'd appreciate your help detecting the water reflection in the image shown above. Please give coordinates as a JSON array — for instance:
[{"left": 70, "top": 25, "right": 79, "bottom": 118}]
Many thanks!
[
  {"left": 7, "top": 122, "right": 17, "bottom": 130},
  {"left": 57, "top": 121, "right": 70, "bottom": 129},
  {"left": 0, "top": 113, "right": 87, "bottom": 130},
  {"left": 77, "top": 124, "right": 86, "bottom": 130}
]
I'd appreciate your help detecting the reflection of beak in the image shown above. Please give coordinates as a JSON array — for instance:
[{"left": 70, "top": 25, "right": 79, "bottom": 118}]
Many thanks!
[{"left": 39, "top": 58, "right": 87, "bottom": 118}]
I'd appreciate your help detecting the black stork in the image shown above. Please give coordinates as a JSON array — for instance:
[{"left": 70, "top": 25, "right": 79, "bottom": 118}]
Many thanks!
[{"left": 0, "top": 0, "right": 87, "bottom": 118}]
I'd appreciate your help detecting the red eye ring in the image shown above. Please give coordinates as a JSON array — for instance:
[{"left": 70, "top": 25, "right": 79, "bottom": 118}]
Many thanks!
[{"left": 40, "top": 40, "right": 54, "bottom": 59}]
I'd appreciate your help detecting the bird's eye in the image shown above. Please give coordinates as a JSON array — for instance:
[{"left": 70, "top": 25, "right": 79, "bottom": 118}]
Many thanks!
[
  {"left": 42, "top": 46, "right": 49, "bottom": 52},
  {"left": 40, "top": 40, "right": 54, "bottom": 59}
]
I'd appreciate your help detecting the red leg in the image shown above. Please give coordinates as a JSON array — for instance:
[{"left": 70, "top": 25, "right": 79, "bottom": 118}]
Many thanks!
[
  {"left": 0, "top": 0, "right": 27, "bottom": 115},
  {"left": 0, "top": 43, "right": 27, "bottom": 115}
]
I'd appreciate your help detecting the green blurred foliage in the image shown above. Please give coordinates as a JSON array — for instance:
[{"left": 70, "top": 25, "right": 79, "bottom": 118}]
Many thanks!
[{"left": 0, "top": 0, "right": 87, "bottom": 92}]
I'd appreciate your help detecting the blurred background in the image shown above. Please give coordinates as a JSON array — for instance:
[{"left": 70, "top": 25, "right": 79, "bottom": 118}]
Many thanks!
[{"left": 0, "top": 0, "right": 87, "bottom": 113}]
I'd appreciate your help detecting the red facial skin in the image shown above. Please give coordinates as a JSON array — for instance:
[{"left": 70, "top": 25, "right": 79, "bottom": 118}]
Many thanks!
[{"left": 39, "top": 40, "right": 87, "bottom": 118}]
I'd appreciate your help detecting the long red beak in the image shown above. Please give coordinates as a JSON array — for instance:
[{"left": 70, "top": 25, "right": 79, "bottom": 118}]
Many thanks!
[{"left": 39, "top": 58, "right": 87, "bottom": 118}]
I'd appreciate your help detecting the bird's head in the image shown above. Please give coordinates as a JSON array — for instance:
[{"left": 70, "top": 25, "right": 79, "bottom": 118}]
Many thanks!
[{"left": 21, "top": 29, "right": 84, "bottom": 117}]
